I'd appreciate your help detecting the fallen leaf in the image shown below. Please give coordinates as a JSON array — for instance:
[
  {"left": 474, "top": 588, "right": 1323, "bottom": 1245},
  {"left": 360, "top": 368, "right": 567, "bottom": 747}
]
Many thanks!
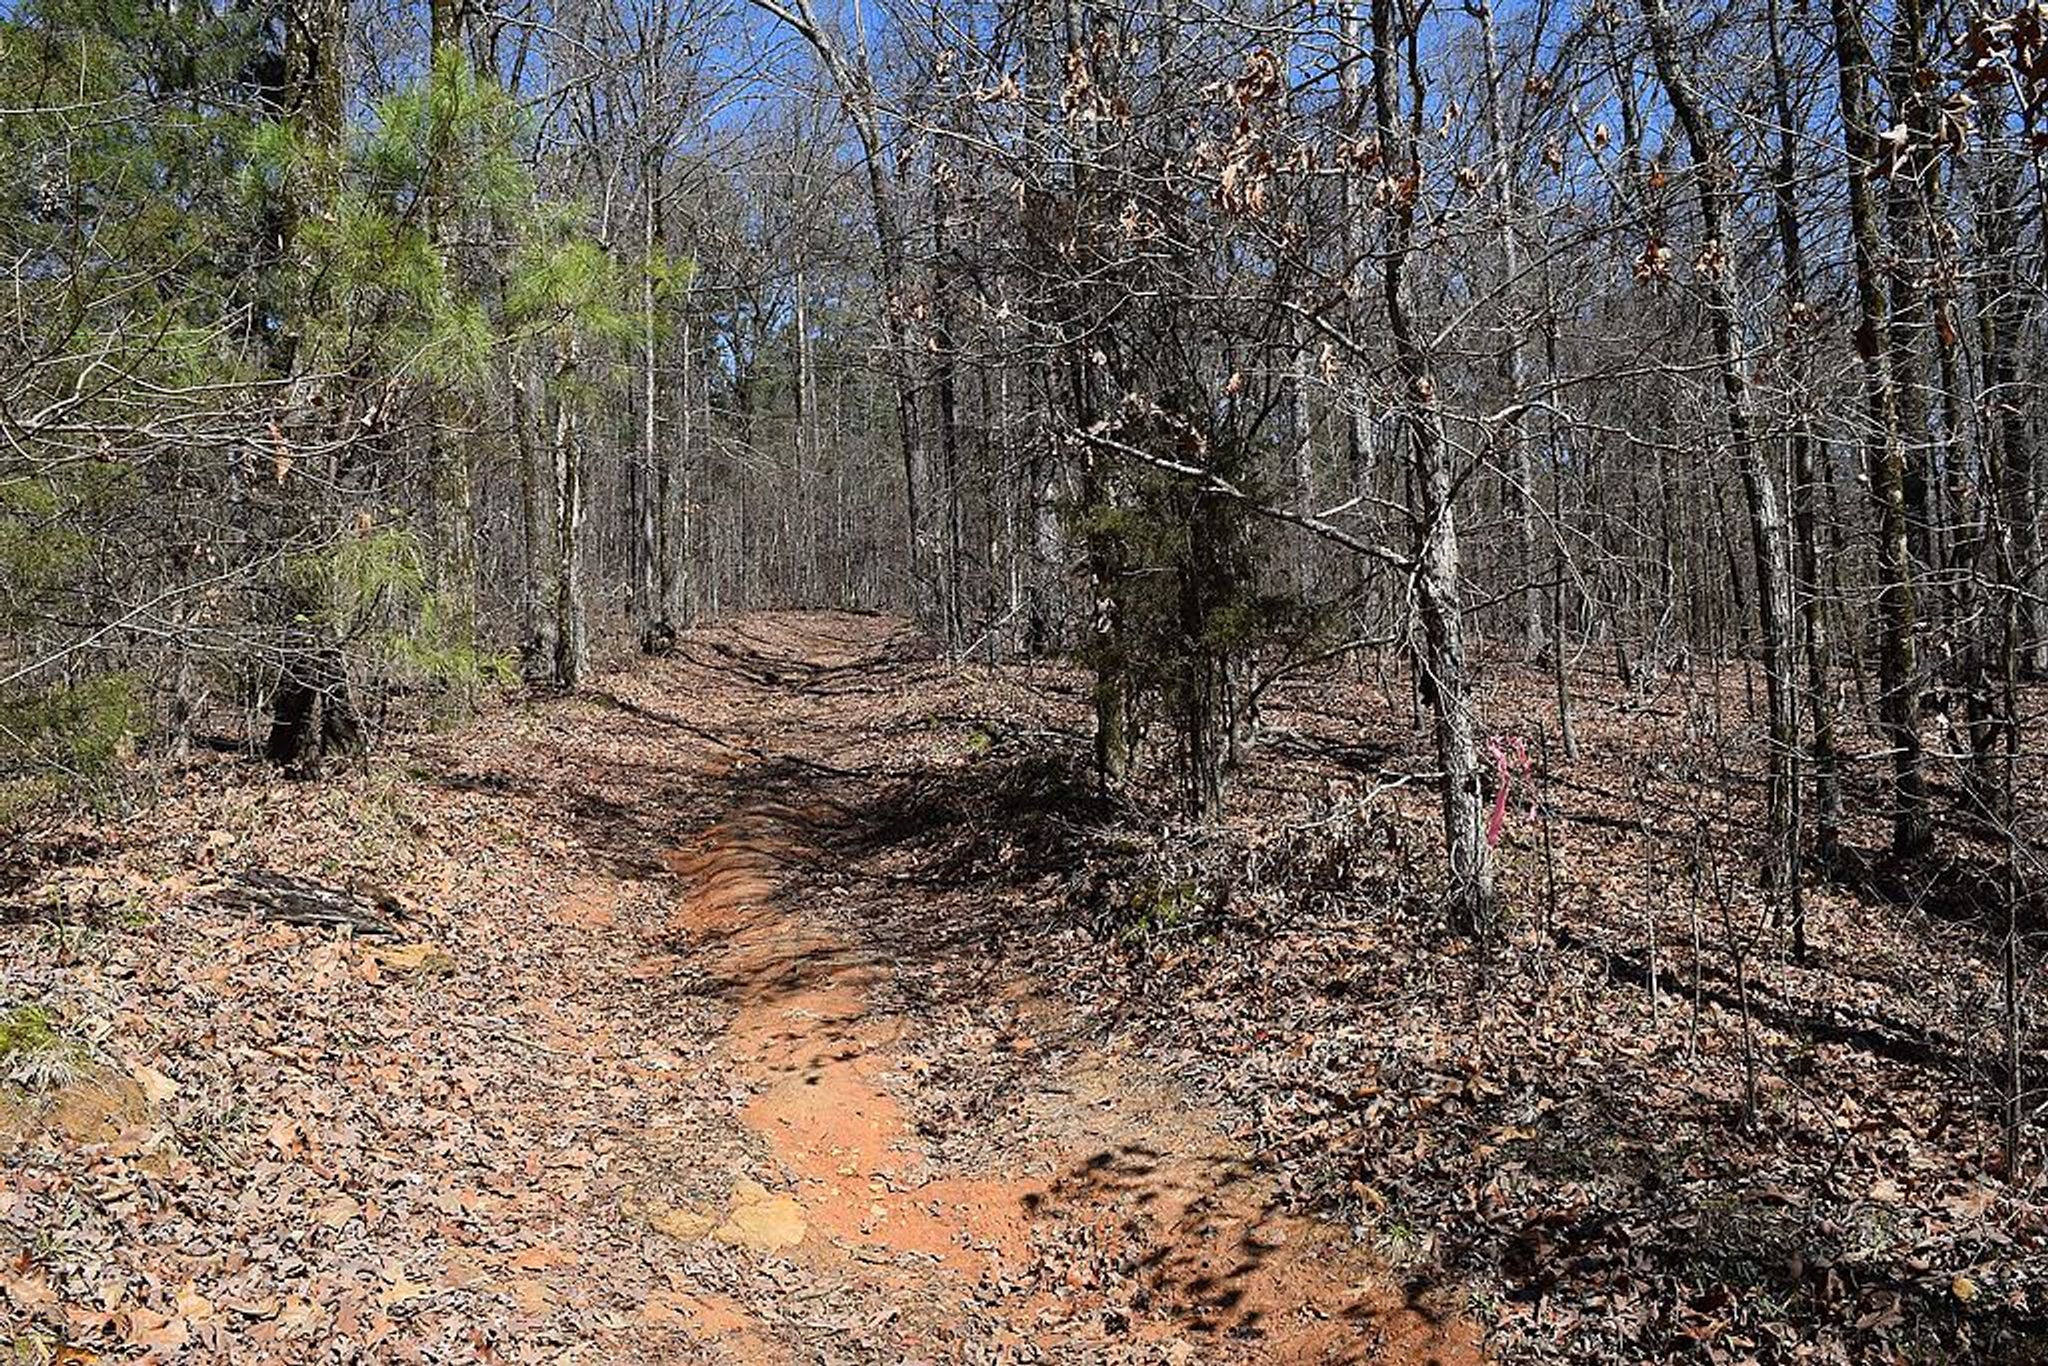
[
  {"left": 378, "top": 1278, "right": 433, "bottom": 1310},
  {"left": 173, "top": 1284, "right": 214, "bottom": 1321},
  {"left": 507, "top": 1243, "right": 575, "bottom": 1271},
  {"left": 129, "top": 1063, "right": 178, "bottom": 1107},
  {"left": 126, "top": 1307, "right": 187, "bottom": 1352},
  {"left": 368, "top": 943, "right": 458, "bottom": 977},
  {"left": 313, "top": 1194, "right": 361, "bottom": 1227},
  {"left": 4, "top": 1269, "right": 58, "bottom": 1314}
]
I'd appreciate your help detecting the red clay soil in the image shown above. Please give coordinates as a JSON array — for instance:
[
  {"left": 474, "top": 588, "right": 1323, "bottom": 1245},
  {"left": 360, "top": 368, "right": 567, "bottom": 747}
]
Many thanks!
[{"left": 656, "top": 796, "right": 1480, "bottom": 1363}]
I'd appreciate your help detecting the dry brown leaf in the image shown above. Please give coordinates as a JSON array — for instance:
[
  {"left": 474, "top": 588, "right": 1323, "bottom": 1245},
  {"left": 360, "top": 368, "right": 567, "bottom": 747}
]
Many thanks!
[{"left": 128, "top": 1062, "right": 178, "bottom": 1107}]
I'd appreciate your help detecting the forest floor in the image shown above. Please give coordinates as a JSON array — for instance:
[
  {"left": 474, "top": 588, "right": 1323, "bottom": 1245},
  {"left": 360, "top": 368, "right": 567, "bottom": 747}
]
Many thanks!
[
  {"left": 3, "top": 611, "right": 2044, "bottom": 1364},
  {"left": 0, "top": 613, "right": 1478, "bottom": 1366}
]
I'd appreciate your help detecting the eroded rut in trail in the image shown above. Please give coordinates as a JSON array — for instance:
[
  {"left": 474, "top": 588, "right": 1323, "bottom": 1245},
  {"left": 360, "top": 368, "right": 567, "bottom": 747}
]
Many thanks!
[{"left": 648, "top": 793, "right": 1480, "bottom": 1366}]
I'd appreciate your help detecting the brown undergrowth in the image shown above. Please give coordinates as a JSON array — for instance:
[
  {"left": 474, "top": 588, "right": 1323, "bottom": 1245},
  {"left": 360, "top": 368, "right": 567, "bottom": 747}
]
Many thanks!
[{"left": 855, "top": 645, "right": 2047, "bottom": 1363}]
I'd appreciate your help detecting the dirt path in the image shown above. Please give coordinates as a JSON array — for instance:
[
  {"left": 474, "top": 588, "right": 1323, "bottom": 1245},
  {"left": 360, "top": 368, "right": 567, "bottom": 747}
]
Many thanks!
[
  {"left": 3, "top": 613, "right": 1478, "bottom": 1365},
  {"left": 575, "top": 617, "right": 1478, "bottom": 1364}
]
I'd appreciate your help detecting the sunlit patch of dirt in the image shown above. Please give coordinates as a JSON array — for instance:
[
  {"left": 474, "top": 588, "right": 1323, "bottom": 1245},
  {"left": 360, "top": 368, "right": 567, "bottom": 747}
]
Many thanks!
[
  {"left": 1019, "top": 1063, "right": 1483, "bottom": 1366},
  {"left": 666, "top": 794, "right": 1482, "bottom": 1364},
  {"left": 1, "top": 1070, "right": 149, "bottom": 1152},
  {"left": 668, "top": 812, "right": 1041, "bottom": 1294}
]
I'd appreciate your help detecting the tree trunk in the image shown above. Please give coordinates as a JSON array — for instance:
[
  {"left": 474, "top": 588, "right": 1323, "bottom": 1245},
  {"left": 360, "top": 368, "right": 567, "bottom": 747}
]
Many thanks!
[
  {"left": 1339, "top": 0, "right": 1371, "bottom": 613},
  {"left": 1883, "top": 0, "right": 1941, "bottom": 602},
  {"left": 1960, "top": 139, "right": 2030, "bottom": 825},
  {"left": 264, "top": 0, "right": 361, "bottom": 775},
  {"left": 637, "top": 167, "right": 671, "bottom": 651},
  {"left": 660, "top": 314, "right": 693, "bottom": 632},
  {"left": 1371, "top": 0, "right": 1492, "bottom": 934},
  {"left": 551, "top": 330, "right": 588, "bottom": 689},
  {"left": 744, "top": 0, "right": 926, "bottom": 615},
  {"left": 1828, "top": 0, "right": 1930, "bottom": 862},
  {"left": 424, "top": 0, "right": 480, "bottom": 681},
  {"left": 1539, "top": 285, "right": 1579, "bottom": 761},
  {"left": 265, "top": 612, "right": 361, "bottom": 776},
  {"left": 931, "top": 105, "right": 966, "bottom": 650},
  {"left": 1075, "top": 356, "right": 1128, "bottom": 795},
  {"left": 1765, "top": 0, "right": 1840, "bottom": 873}
]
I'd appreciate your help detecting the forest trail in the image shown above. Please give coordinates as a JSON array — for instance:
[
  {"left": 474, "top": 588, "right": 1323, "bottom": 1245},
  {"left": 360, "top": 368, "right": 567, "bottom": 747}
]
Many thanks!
[
  {"left": 2, "top": 612, "right": 1481, "bottom": 1365},
  {"left": 539, "top": 614, "right": 1481, "bottom": 1364}
]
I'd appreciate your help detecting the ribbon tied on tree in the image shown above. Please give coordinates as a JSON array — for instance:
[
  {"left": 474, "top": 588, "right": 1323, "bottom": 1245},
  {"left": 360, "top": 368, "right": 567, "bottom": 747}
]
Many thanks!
[{"left": 1485, "top": 733, "right": 1534, "bottom": 849}]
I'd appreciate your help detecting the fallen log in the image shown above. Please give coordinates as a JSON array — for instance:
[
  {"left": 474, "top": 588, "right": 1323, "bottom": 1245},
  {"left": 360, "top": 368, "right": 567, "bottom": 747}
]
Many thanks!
[{"left": 209, "top": 869, "right": 401, "bottom": 938}]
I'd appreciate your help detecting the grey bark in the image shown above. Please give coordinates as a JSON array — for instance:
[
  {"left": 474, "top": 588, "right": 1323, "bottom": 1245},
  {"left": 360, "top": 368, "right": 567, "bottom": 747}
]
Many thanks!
[
  {"left": 1371, "top": 0, "right": 1492, "bottom": 934},
  {"left": 1827, "top": 0, "right": 1931, "bottom": 862}
]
